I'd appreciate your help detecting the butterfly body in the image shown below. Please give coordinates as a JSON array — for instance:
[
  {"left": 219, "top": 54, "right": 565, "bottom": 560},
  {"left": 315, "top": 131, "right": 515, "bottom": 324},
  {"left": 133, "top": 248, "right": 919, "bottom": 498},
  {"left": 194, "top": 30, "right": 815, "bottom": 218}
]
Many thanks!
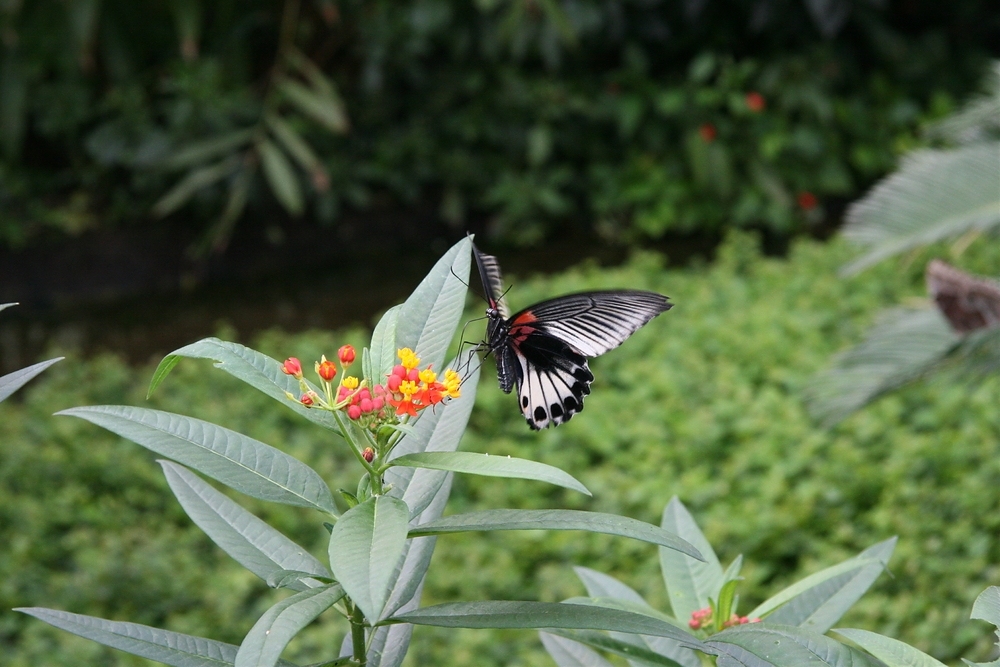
[{"left": 473, "top": 242, "right": 671, "bottom": 429}]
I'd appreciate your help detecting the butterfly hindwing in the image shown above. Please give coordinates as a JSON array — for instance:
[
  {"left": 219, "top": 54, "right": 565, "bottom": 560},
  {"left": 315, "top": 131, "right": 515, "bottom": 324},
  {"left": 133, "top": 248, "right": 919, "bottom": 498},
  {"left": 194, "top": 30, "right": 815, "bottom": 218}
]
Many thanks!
[{"left": 512, "top": 330, "right": 594, "bottom": 430}]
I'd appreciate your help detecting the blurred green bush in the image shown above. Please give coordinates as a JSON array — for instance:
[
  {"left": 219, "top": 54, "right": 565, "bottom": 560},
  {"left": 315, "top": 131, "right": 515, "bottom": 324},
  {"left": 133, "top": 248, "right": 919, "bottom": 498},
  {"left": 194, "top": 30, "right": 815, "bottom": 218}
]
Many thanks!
[
  {"left": 3, "top": 232, "right": 1000, "bottom": 665},
  {"left": 0, "top": 0, "right": 995, "bottom": 248}
]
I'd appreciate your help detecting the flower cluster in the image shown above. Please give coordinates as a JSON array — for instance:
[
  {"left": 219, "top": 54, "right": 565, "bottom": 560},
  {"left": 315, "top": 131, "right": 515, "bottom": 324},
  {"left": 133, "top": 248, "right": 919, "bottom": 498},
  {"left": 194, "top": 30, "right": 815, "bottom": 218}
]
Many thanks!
[
  {"left": 687, "top": 607, "right": 759, "bottom": 632},
  {"left": 385, "top": 348, "right": 461, "bottom": 418},
  {"left": 280, "top": 345, "right": 461, "bottom": 425}
]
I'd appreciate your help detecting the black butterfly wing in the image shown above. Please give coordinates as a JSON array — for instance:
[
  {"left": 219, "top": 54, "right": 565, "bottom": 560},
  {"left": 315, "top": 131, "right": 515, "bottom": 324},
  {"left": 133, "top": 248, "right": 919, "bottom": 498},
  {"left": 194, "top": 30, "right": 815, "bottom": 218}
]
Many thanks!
[
  {"left": 508, "top": 330, "right": 594, "bottom": 430},
  {"left": 471, "top": 241, "right": 511, "bottom": 318},
  {"left": 511, "top": 290, "right": 672, "bottom": 357},
  {"left": 504, "top": 290, "right": 670, "bottom": 429}
]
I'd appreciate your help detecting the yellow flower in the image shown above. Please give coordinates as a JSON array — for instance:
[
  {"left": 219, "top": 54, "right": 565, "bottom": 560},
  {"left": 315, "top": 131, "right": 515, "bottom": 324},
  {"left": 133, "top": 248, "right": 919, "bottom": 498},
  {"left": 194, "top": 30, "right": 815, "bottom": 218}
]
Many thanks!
[
  {"left": 443, "top": 369, "right": 461, "bottom": 399},
  {"left": 399, "top": 380, "right": 417, "bottom": 399},
  {"left": 342, "top": 376, "right": 359, "bottom": 389},
  {"left": 398, "top": 347, "right": 420, "bottom": 371},
  {"left": 419, "top": 368, "right": 438, "bottom": 384}
]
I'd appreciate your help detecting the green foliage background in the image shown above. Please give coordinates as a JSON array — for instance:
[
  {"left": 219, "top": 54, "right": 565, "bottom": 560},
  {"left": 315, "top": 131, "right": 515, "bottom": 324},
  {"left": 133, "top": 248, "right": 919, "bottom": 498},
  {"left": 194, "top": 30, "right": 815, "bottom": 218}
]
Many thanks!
[
  {"left": 3, "top": 233, "right": 1000, "bottom": 665},
  {"left": 1, "top": 0, "right": 996, "bottom": 247}
]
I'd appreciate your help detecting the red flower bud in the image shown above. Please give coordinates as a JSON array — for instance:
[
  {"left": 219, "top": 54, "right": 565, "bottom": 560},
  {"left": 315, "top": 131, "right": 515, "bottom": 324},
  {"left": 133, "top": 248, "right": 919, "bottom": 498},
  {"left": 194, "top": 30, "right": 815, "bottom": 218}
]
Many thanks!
[
  {"left": 362, "top": 447, "right": 375, "bottom": 462},
  {"left": 387, "top": 375, "right": 402, "bottom": 392},
  {"left": 347, "top": 404, "right": 362, "bottom": 420},
  {"left": 282, "top": 357, "right": 303, "bottom": 378},
  {"left": 360, "top": 398, "right": 374, "bottom": 413},
  {"left": 338, "top": 344, "right": 356, "bottom": 366},
  {"left": 688, "top": 619, "right": 701, "bottom": 630},
  {"left": 358, "top": 388, "right": 371, "bottom": 401},
  {"left": 698, "top": 123, "right": 717, "bottom": 142},
  {"left": 745, "top": 91, "right": 765, "bottom": 112},
  {"left": 317, "top": 359, "right": 338, "bottom": 382},
  {"left": 392, "top": 364, "right": 407, "bottom": 378},
  {"left": 797, "top": 191, "right": 818, "bottom": 210},
  {"left": 372, "top": 397, "right": 384, "bottom": 411},
  {"left": 406, "top": 368, "right": 420, "bottom": 382},
  {"left": 300, "top": 393, "right": 314, "bottom": 406}
]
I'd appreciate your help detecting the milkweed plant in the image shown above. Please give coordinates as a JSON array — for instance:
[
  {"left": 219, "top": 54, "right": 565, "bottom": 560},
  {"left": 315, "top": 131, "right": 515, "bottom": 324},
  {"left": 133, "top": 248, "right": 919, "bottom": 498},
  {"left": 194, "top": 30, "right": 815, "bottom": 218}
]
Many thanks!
[{"left": 14, "top": 238, "right": 1000, "bottom": 667}]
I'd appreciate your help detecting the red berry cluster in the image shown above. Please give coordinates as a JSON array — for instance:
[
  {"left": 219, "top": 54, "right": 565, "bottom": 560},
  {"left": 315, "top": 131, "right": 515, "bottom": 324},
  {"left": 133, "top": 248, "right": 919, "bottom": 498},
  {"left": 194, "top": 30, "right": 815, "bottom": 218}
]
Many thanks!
[{"left": 338, "top": 381, "right": 387, "bottom": 421}]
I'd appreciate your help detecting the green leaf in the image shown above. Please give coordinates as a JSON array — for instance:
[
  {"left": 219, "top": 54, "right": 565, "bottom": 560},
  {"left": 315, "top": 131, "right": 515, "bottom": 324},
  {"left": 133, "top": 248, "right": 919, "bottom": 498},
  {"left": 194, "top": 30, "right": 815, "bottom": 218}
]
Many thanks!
[
  {"left": 803, "top": 308, "right": 959, "bottom": 426},
  {"left": 369, "top": 306, "right": 401, "bottom": 382},
  {"left": 387, "top": 601, "right": 704, "bottom": 645},
  {"left": 60, "top": 406, "right": 337, "bottom": 515},
  {"left": 831, "top": 629, "right": 946, "bottom": 667},
  {"left": 147, "top": 337, "right": 341, "bottom": 432},
  {"left": 715, "top": 579, "right": 741, "bottom": 632},
  {"left": 540, "top": 631, "right": 616, "bottom": 667},
  {"left": 278, "top": 78, "right": 349, "bottom": 134},
  {"left": 329, "top": 496, "right": 410, "bottom": 622},
  {"left": 258, "top": 139, "right": 304, "bottom": 216},
  {"left": 266, "top": 114, "right": 324, "bottom": 174},
  {"left": 14, "top": 608, "right": 296, "bottom": 667},
  {"left": 964, "top": 586, "right": 1000, "bottom": 667},
  {"left": 749, "top": 538, "right": 895, "bottom": 631},
  {"left": 0, "top": 357, "right": 62, "bottom": 403},
  {"left": 388, "top": 451, "right": 590, "bottom": 495},
  {"left": 160, "top": 129, "right": 255, "bottom": 170},
  {"left": 841, "top": 143, "right": 1000, "bottom": 274},
  {"left": 548, "top": 630, "right": 689, "bottom": 667},
  {"left": 706, "top": 624, "right": 885, "bottom": 667},
  {"left": 660, "top": 497, "right": 724, "bottom": 621},
  {"left": 160, "top": 461, "right": 331, "bottom": 590},
  {"left": 395, "top": 236, "right": 472, "bottom": 371},
  {"left": 409, "top": 509, "right": 703, "bottom": 560},
  {"left": 236, "top": 585, "right": 345, "bottom": 667},
  {"left": 574, "top": 567, "right": 648, "bottom": 605},
  {"left": 153, "top": 157, "right": 238, "bottom": 217},
  {"left": 266, "top": 570, "right": 334, "bottom": 590}
]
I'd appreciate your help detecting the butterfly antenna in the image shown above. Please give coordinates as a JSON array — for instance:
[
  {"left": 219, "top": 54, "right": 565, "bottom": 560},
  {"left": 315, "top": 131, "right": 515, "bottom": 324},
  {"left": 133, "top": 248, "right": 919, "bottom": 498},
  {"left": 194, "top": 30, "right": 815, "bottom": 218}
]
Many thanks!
[{"left": 451, "top": 265, "right": 491, "bottom": 305}]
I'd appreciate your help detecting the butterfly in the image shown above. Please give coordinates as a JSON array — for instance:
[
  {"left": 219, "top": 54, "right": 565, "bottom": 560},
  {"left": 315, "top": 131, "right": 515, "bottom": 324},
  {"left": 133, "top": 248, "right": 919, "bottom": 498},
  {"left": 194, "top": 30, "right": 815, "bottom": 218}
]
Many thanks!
[
  {"left": 926, "top": 259, "right": 1000, "bottom": 333},
  {"left": 471, "top": 242, "right": 672, "bottom": 429}
]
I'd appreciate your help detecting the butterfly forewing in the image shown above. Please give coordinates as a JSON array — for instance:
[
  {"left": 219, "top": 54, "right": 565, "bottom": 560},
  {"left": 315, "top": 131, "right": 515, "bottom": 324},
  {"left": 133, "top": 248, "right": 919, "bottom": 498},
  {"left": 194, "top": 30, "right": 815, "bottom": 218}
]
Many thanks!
[
  {"left": 471, "top": 242, "right": 511, "bottom": 318},
  {"left": 514, "top": 291, "right": 672, "bottom": 357}
]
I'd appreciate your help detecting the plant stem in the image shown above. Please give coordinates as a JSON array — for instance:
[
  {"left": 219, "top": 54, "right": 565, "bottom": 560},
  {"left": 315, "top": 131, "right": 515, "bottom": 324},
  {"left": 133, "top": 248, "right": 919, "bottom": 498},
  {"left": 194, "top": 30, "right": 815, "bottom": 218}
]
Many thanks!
[{"left": 349, "top": 603, "right": 367, "bottom": 667}]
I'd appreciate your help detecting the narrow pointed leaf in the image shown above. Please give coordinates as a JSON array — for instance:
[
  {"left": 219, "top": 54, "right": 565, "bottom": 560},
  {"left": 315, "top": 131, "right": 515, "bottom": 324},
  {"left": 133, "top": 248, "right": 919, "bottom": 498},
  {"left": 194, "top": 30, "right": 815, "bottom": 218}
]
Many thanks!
[
  {"left": 395, "top": 236, "right": 472, "bottom": 371},
  {"left": 389, "top": 451, "right": 590, "bottom": 495},
  {"left": 160, "top": 461, "right": 330, "bottom": 590},
  {"left": 266, "top": 114, "right": 324, "bottom": 174},
  {"left": 410, "top": 509, "right": 703, "bottom": 560},
  {"left": 562, "top": 596, "right": 700, "bottom": 666},
  {"left": 258, "top": 139, "right": 304, "bottom": 216},
  {"left": 277, "top": 78, "right": 348, "bottom": 134},
  {"left": 574, "top": 567, "right": 647, "bottom": 604},
  {"left": 749, "top": 538, "right": 894, "bottom": 629},
  {"left": 329, "top": 496, "right": 410, "bottom": 622},
  {"left": 236, "top": 585, "right": 345, "bottom": 667},
  {"left": 14, "top": 607, "right": 296, "bottom": 667},
  {"left": 660, "top": 497, "right": 724, "bottom": 621},
  {"left": 154, "top": 158, "right": 238, "bottom": 217},
  {"left": 386, "top": 601, "right": 704, "bottom": 647},
  {"left": 549, "top": 630, "right": 689, "bottom": 667},
  {"left": 369, "top": 306, "right": 401, "bottom": 381},
  {"left": 706, "top": 624, "right": 885, "bottom": 667},
  {"left": 161, "top": 129, "right": 255, "bottom": 170},
  {"left": 831, "top": 629, "right": 946, "bottom": 667},
  {"left": 0, "top": 357, "right": 62, "bottom": 403},
  {"left": 540, "top": 631, "right": 616, "bottom": 667},
  {"left": 61, "top": 406, "right": 337, "bottom": 514},
  {"left": 0, "top": 302, "right": 17, "bottom": 313},
  {"left": 147, "top": 337, "right": 340, "bottom": 432}
]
